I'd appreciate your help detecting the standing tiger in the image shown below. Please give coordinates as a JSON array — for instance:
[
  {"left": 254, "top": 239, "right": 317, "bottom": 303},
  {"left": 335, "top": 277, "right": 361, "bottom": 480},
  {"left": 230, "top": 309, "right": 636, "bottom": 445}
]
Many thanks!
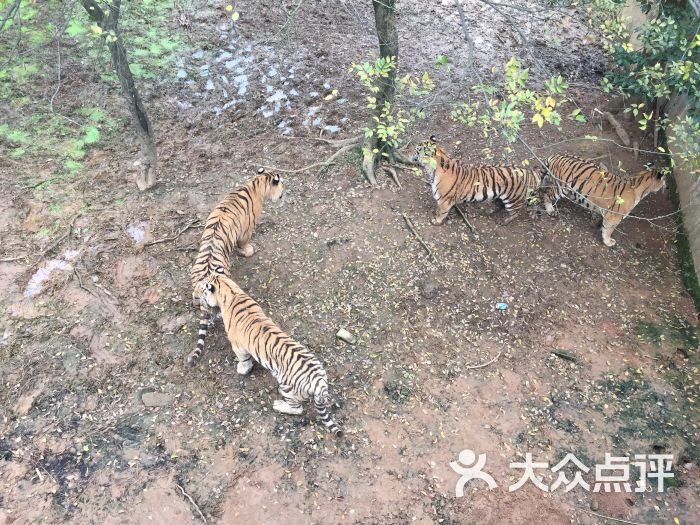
[
  {"left": 202, "top": 267, "right": 342, "bottom": 437},
  {"left": 542, "top": 154, "right": 666, "bottom": 247},
  {"left": 188, "top": 169, "right": 284, "bottom": 367},
  {"left": 413, "top": 136, "right": 543, "bottom": 225}
]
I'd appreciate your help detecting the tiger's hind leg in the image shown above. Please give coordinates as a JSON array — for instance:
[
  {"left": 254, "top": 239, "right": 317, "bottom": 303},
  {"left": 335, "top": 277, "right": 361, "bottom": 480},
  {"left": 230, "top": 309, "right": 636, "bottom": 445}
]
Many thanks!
[
  {"left": 236, "top": 226, "right": 256, "bottom": 257},
  {"left": 232, "top": 347, "right": 254, "bottom": 375},
  {"left": 314, "top": 389, "right": 342, "bottom": 437},
  {"left": 187, "top": 306, "right": 216, "bottom": 367},
  {"left": 542, "top": 185, "right": 560, "bottom": 217},
  {"left": 273, "top": 385, "right": 304, "bottom": 415},
  {"left": 601, "top": 212, "right": 622, "bottom": 247},
  {"left": 501, "top": 197, "right": 525, "bottom": 225},
  {"left": 236, "top": 242, "right": 255, "bottom": 257}
]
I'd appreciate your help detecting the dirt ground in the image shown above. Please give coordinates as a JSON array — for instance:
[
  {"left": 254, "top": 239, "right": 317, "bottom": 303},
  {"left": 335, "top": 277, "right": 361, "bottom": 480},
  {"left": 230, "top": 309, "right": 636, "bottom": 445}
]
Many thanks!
[{"left": 1, "top": 0, "right": 699, "bottom": 524}]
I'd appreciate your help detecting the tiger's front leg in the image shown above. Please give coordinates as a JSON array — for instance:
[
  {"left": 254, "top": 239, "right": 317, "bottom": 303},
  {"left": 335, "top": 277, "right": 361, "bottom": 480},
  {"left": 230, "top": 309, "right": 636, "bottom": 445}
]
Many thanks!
[
  {"left": 432, "top": 199, "right": 454, "bottom": 225},
  {"left": 273, "top": 384, "right": 304, "bottom": 415}
]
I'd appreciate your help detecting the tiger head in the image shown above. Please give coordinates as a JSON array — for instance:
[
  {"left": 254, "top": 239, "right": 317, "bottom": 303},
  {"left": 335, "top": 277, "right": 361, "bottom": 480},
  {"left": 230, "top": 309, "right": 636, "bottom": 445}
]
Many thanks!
[
  {"left": 639, "top": 165, "right": 668, "bottom": 196},
  {"left": 201, "top": 266, "right": 227, "bottom": 309},
  {"left": 412, "top": 135, "right": 439, "bottom": 164},
  {"left": 256, "top": 168, "right": 285, "bottom": 202}
]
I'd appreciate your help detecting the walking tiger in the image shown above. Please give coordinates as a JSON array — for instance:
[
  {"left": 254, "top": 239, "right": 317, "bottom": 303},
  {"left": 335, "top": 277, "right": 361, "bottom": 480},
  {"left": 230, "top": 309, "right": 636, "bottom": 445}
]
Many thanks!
[
  {"left": 201, "top": 267, "right": 342, "bottom": 437},
  {"left": 413, "top": 136, "right": 543, "bottom": 224},
  {"left": 188, "top": 169, "right": 284, "bottom": 367},
  {"left": 542, "top": 154, "right": 666, "bottom": 247}
]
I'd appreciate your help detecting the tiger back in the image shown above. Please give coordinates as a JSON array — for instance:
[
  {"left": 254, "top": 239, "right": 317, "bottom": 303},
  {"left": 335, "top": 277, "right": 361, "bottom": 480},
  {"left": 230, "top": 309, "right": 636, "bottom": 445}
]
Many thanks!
[
  {"left": 187, "top": 170, "right": 284, "bottom": 367},
  {"left": 202, "top": 267, "right": 342, "bottom": 437},
  {"left": 413, "top": 136, "right": 543, "bottom": 225},
  {"left": 542, "top": 154, "right": 666, "bottom": 246}
]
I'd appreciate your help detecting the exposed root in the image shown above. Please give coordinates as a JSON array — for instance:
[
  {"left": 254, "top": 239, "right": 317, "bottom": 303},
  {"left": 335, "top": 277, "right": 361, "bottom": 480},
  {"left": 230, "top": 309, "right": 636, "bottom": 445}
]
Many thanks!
[
  {"left": 312, "top": 135, "right": 362, "bottom": 147},
  {"left": 145, "top": 219, "right": 202, "bottom": 247},
  {"left": 259, "top": 143, "right": 357, "bottom": 174},
  {"left": 382, "top": 165, "right": 401, "bottom": 189}
]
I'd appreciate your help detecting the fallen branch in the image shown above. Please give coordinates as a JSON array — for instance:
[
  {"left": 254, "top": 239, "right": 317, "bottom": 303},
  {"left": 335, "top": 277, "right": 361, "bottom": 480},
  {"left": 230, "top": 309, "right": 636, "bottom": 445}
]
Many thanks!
[
  {"left": 595, "top": 109, "right": 631, "bottom": 147},
  {"left": 259, "top": 143, "right": 357, "bottom": 174},
  {"left": 402, "top": 214, "right": 436, "bottom": 262},
  {"left": 581, "top": 509, "right": 648, "bottom": 525},
  {"left": 175, "top": 483, "right": 207, "bottom": 523},
  {"left": 453, "top": 205, "right": 475, "bottom": 232},
  {"left": 145, "top": 219, "right": 201, "bottom": 247},
  {"left": 465, "top": 352, "right": 501, "bottom": 369}
]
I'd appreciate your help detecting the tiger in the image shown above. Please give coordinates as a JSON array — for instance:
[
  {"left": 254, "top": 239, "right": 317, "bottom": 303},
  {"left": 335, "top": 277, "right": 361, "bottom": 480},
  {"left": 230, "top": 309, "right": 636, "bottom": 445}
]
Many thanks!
[
  {"left": 541, "top": 154, "right": 666, "bottom": 247},
  {"left": 201, "top": 266, "right": 342, "bottom": 437},
  {"left": 413, "top": 136, "right": 543, "bottom": 225},
  {"left": 187, "top": 169, "right": 284, "bottom": 368}
]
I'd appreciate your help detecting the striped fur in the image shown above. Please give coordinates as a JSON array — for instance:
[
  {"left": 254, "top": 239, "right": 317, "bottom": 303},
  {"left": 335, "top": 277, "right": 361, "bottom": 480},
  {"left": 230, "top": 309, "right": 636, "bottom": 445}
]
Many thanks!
[
  {"left": 203, "top": 268, "right": 342, "bottom": 437},
  {"left": 413, "top": 136, "right": 543, "bottom": 225},
  {"left": 188, "top": 170, "right": 284, "bottom": 367},
  {"left": 542, "top": 154, "right": 666, "bottom": 247}
]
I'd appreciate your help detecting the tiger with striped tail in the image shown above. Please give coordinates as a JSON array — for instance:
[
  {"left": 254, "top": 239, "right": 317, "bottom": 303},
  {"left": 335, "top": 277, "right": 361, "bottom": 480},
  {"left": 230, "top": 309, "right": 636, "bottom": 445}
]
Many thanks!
[
  {"left": 542, "top": 154, "right": 666, "bottom": 247},
  {"left": 188, "top": 169, "right": 284, "bottom": 367},
  {"left": 413, "top": 136, "right": 544, "bottom": 225},
  {"left": 201, "top": 267, "right": 342, "bottom": 437}
]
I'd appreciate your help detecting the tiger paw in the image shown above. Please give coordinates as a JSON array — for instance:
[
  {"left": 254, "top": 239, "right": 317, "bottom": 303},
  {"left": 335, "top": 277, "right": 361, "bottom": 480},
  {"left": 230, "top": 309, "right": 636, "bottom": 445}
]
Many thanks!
[
  {"left": 237, "top": 244, "right": 256, "bottom": 257},
  {"left": 544, "top": 203, "right": 557, "bottom": 217},
  {"left": 431, "top": 216, "right": 445, "bottom": 225},
  {"left": 273, "top": 399, "right": 304, "bottom": 415},
  {"left": 236, "top": 358, "right": 254, "bottom": 375},
  {"left": 603, "top": 237, "right": 616, "bottom": 247}
]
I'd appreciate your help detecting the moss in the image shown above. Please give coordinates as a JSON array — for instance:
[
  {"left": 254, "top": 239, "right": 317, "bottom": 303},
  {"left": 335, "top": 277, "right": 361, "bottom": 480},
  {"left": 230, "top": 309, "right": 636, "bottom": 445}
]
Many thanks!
[{"left": 669, "top": 177, "right": 700, "bottom": 314}]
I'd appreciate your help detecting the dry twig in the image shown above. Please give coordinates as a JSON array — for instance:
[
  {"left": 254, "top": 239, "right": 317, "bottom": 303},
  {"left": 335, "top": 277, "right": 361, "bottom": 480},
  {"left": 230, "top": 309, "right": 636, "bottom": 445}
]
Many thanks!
[
  {"left": 465, "top": 352, "right": 501, "bottom": 369},
  {"left": 175, "top": 483, "right": 207, "bottom": 523},
  {"left": 402, "top": 214, "right": 436, "bottom": 262},
  {"left": 453, "top": 205, "right": 475, "bottom": 232},
  {"left": 581, "top": 509, "right": 648, "bottom": 525}
]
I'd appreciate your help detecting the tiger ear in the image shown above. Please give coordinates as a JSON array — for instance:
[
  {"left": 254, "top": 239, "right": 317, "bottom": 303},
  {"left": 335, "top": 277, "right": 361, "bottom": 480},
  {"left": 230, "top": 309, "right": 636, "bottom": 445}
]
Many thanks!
[
  {"left": 215, "top": 266, "right": 225, "bottom": 274},
  {"left": 272, "top": 174, "right": 281, "bottom": 185},
  {"left": 206, "top": 283, "right": 215, "bottom": 292},
  {"left": 429, "top": 135, "right": 437, "bottom": 143},
  {"left": 257, "top": 167, "right": 265, "bottom": 174}
]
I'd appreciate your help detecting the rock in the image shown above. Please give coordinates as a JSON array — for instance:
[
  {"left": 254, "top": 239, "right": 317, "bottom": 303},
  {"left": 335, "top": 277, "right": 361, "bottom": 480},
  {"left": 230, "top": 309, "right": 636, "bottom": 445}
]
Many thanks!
[
  {"left": 141, "top": 392, "right": 174, "bottom": 407},
  {"left": 590, "top": 499, "right": 599, "bottom": 511},
  {"left": 336, "top": 328, "right": 356, "bottom": 345}
]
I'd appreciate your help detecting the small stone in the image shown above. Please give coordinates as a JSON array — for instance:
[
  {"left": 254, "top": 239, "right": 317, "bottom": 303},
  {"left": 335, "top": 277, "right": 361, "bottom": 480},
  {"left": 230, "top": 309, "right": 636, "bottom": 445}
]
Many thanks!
[
  {"left": 336, "top": 328, "right": 356, "bottom": 345},
  {"left": 590, "top": 499, "right": 599, "bottom": 511},
  {"left": 141, "top": 392, "right": 174, "bottom": 407}
]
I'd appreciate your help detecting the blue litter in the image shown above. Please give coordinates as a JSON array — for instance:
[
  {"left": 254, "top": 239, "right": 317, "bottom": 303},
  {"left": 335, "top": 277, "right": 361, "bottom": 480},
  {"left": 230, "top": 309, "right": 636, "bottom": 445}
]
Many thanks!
[{"left": 495, "top": 303, "right": 508, "bottom": 310}]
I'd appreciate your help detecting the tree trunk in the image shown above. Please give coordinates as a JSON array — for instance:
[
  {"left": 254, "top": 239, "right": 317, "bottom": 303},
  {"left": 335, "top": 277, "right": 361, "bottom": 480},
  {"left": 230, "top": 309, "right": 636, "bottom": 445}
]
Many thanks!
[
  {"left": 80, "top": 0, "right": 157, "bottom": 191},
  {"left": 362, "top": 0, "right": 398, "bottom": 185}
]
